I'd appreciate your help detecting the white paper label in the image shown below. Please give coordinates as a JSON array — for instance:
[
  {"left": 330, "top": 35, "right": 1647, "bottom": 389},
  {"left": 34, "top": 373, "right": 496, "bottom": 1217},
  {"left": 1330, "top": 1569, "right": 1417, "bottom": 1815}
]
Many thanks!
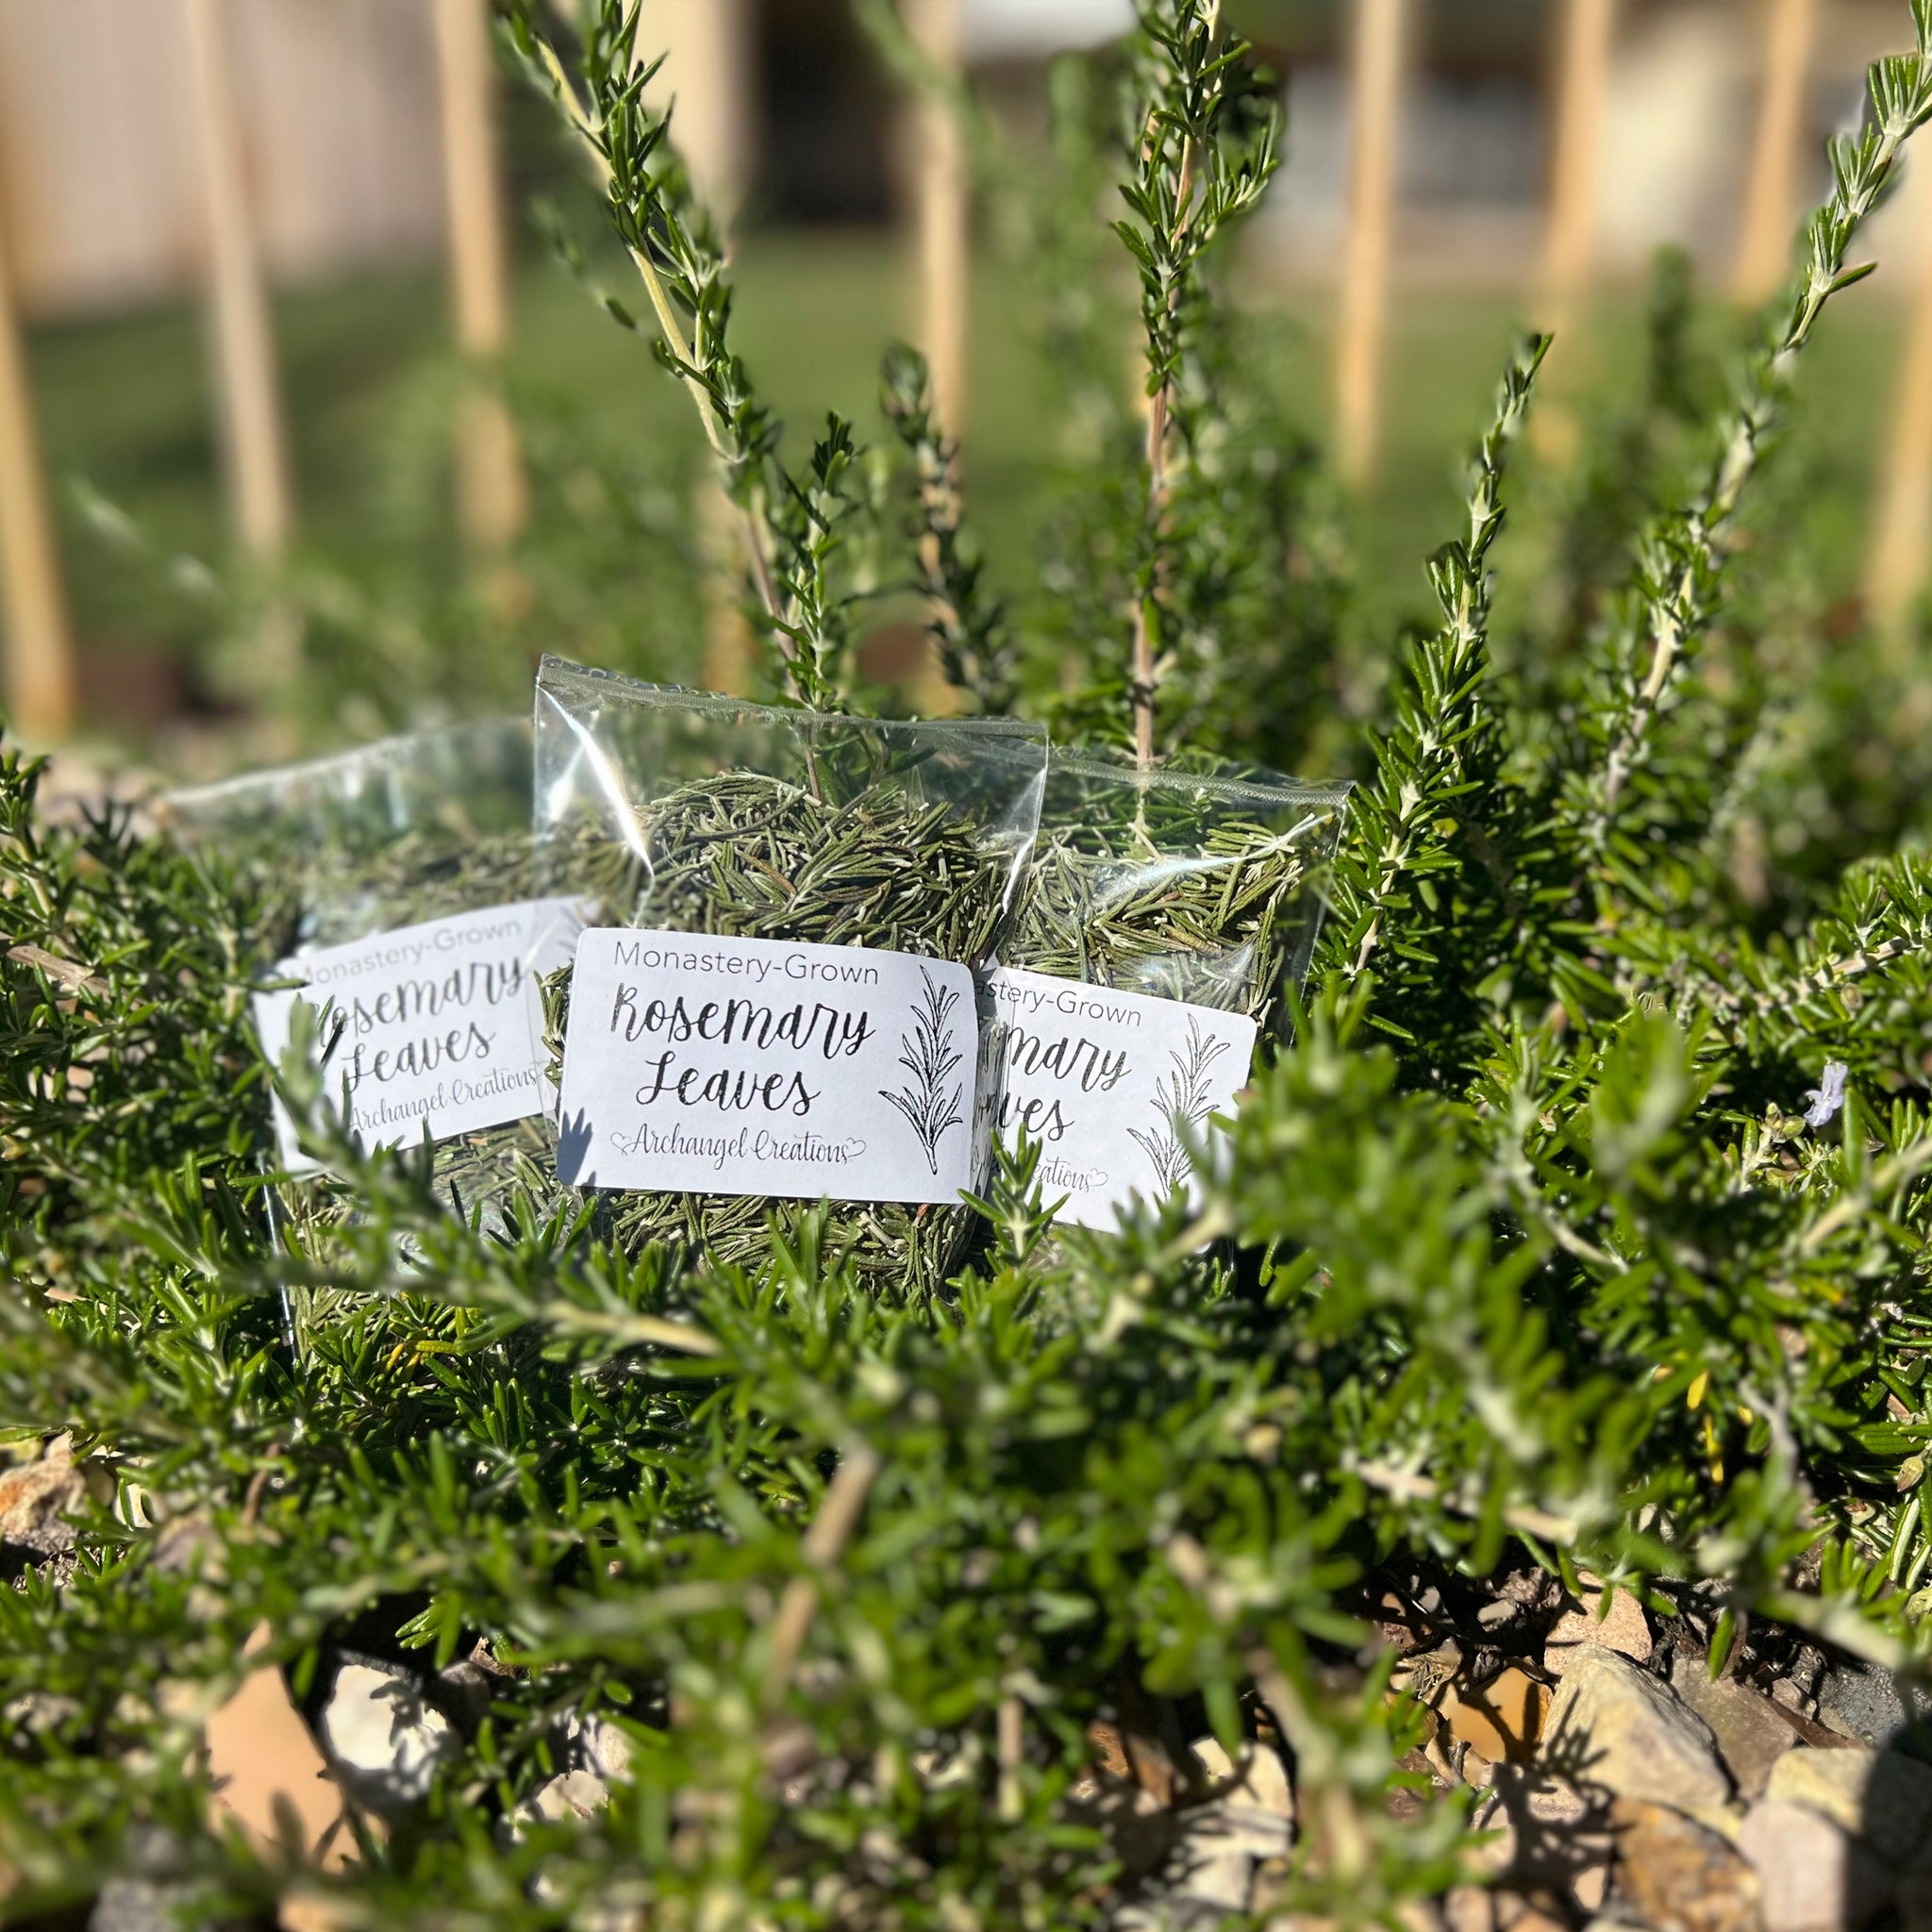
[
  {"left": 979, "top": 968, "right": 1257, "bottom": 1229},
  {"left": 253, "top": 897, "right": 589, "bottom": 1169},
  {"left": 555, "top": 929, "right": 978, "bottom": 1205}
]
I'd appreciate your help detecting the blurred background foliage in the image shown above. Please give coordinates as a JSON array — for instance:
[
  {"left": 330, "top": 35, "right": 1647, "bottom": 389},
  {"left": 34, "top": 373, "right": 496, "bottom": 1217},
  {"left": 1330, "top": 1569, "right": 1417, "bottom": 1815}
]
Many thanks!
[{"left": 1, "top": 0, "right": 1925, "bottom": 782}]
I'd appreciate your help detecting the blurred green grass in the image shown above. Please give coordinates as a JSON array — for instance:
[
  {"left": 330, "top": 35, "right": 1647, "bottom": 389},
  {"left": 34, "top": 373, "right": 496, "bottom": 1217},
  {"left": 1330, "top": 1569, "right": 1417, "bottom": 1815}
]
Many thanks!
[{"left": 18, "top": 228, "right": 1915, "bottom": 735}]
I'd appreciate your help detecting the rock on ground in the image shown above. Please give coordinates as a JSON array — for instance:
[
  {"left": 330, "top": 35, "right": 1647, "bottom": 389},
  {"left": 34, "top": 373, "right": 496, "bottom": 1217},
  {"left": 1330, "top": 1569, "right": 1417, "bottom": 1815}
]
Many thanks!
[
  {"left": 1442, "top": 1669, "right": 1550, "bottom": 1766},
  {"left": 1545, "top": 1577, "right": 1653, "bottom": 1678},
  {"left": 89, "top": 1880, "right": 191, "bottom": 1932},
  {"left": 318, "top": 1658, "right": 458, "bottom": 1813},
  {"left": 1468, "top": 1767, "right": 1612, "bottom": 1916},
  {"left": 0, "top": 1436, "right": 106, "bottom": 1562},
  {"left": 276, "top": 1892, "right": 361, "bottom": 1932},
  {"left": 205, "top": 1625, "right": 353, "bottom": 1866},
  {"left": 1113, "top": 1738, "right": 1295, "bottom": 1926},
  {"left": 1666, "top": 1656, "right": 1795, "bottom": 1801},
  {"left": 1187, "top": 1736, "right": 1293, "bottom": 1820},
  {"left": 1765, "top": 1744, "right": 1932, "bottom": 1866},
  {"left": 521, "top": 1770, "right": 612, "bottom": 1826},
  {"left": 1739, "top": 1797, "right": 1892, "bottom": 1932},
  {"left": 1541, "top": 1647, "right": 1731, "bottom": 1821},
  {"left": 1607, "top": 1798, "right": 1757, "bottom": 1932},
  {"left": 1815, "top": 1661, "right": 1932, "bottom": 1750}
]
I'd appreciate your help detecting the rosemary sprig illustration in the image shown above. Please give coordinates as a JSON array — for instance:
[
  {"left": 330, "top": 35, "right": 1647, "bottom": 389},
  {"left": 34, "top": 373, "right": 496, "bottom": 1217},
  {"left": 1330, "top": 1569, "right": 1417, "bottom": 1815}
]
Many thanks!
[
  {"left": 880, "top": 968, "right": 966, "bottom": 1176},
  {"left": 1127, "top": 1012, "right": 1231, "bottom": 1195}
]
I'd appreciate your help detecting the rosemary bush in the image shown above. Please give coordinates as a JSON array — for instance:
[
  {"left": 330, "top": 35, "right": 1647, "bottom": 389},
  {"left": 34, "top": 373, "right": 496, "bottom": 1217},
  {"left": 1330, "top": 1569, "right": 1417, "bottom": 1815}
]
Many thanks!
[{"left": 8, "top": 2, "right": 1932, "bottom": 1926}]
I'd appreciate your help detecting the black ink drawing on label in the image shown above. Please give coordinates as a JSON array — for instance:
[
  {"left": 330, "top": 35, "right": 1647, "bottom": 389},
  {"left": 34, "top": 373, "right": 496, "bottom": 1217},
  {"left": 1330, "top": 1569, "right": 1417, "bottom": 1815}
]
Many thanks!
[
  {"left": 1128, "top": 1014, "right": 1232, "bottom": 1195},
  {"left": 878, "top": 967, "right": 965, "bottom": 1176}
]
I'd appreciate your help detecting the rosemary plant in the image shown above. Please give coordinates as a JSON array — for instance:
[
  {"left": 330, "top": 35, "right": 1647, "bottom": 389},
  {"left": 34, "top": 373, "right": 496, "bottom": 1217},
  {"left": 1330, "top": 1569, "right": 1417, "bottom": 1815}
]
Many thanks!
[
  {"left": 1557, "top": 0, "right": 1932, "bottom": 892},
  {"left": 1116, "top": 0, "right": 1281, "bottom": 766},
  {"left": 504, "top": 0, "right": 866, "bottom": 708},
  {"left": 15, "top": 5, "right": 1932, "bottom": 1928},
  {"left": 984, "top": 5, "right": 1340, "bottom": 1105},
  {"left": 1319, "top": 334, "right": 1549, "bottom": 1061},
  {"left": 881, "top": 345, "right": 1019, "bottom": 717}
]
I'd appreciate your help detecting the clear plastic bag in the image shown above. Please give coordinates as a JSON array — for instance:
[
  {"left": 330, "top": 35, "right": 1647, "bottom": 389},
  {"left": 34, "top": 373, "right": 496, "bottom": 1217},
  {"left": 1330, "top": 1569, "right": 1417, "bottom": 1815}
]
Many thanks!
[
  {"left": 162, "top": 720, "right": 572, "bottom": 1310},
  {"left": 533, "top": 658, "right": 1047, "bottom": 1292},
  {"left": 987, "top": 749, "right": 1350, "bottom": 1229}
]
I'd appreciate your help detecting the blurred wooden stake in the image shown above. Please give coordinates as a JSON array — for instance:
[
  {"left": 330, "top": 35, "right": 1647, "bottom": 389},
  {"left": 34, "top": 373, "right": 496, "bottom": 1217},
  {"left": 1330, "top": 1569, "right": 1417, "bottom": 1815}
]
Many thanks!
[
  {"left": 907, "top": 0, "right": 969, "bottom": 433},
  {"left": 1336, "top": 0, "right": 1408, "bottom": 490},
  {"left": 0, "top": 195, "right": 76, "bottom": 741},
  {"left": 1537, "top": 0, "right": 1616, "bottom": 457},
  {"left": 183, "top": 0, "right": 298, "bottom": 681},
  {"left": 436, "top": 0, "right": 526, "bottom": 554},
  {"left": 636, "top": 0, "right": 754, "bottom": 219},
  {"left": 1866, "top": 167, "right": 1932, "bottom": 635},
  {"left": 697, "top": 477, "right": 756, "bottom": 696},
  {"left": 1541, "top": 0, "right": 1614, "bottom": 303},
  {"left": 1733, "top": 0, "right": 1817, "bottom": 305},
  {"left": 905, "top": 0, "right": 969, "bottom": 712},
  {"left": 635, "top": 2, "right": 757, "bottom": 692}
]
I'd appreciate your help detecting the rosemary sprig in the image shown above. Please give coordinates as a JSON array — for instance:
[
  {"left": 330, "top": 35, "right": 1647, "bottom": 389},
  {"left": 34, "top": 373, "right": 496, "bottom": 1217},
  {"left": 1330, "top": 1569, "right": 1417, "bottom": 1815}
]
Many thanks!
[
  {"left": 879, "top": 968, "right": 968, "bottom": 1178},
  {"left": 1127, "top": 1012, "right": 1231, "bottom": 1193},
  {"left": 1319, "top": 332, "right": 1548, "bottom": 1028},
  {"left": 503, "top": 0, "right": 867, "bottom": 708},
  {"left": 880, "top": 345, "right": 1018, "bottom": 717},
  {"left": 1570, "top": 0, "right": 1932, "bottom": 856},
  {"left": 1118, "top": 0, "right": 1280, "bottom": 764}
]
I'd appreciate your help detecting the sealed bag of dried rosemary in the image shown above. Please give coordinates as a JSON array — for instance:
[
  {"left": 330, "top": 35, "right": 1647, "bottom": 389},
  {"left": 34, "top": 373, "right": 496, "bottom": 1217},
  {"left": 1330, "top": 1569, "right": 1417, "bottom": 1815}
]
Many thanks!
[
  {"left": 533, "top": 658, "right": 1047, "bottom": 1293},
  {"left": 983, "top": 750, "right": 1349, "bottom": 1230},
  {"left": 162, "top": 720, "right": 583, "bottom": 1297}
]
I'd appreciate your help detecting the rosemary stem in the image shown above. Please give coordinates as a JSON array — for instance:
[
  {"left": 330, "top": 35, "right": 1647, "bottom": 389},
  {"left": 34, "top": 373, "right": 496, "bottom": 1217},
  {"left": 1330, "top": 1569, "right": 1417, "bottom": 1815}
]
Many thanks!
[
  {"left": 1130, "top": 0, "right": 1218, "bottom": 770},
  {"left": 540, "top": 37, "right": 795, "bottom": 676}
]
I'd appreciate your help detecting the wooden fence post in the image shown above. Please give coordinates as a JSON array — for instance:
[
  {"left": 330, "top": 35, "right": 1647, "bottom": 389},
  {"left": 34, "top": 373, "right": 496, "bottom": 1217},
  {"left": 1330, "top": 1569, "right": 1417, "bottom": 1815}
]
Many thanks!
[
  {"left": 1733, "top": 0, "right": 1817, "bottom": 305},
  {"left": 1336, "top": 0, "right": 1409, "bottom": 490},
  {"left": 636, "top": 0, "right": 753, "bottom": 219},
  {"left": 1541, "top": 0, "right": 1615, "bottom": 308},
  {"left": 905, "top": 0, "right": 969, "bottom": 433},
  {"left": 182, "top": 0, "right": 299, "bottom": 686},
  {"left": 435, "top": 0, "right": 526, "bottom": 554},
  {"left": 0, "top": 189, "right": 76, "bottom": 741},
  {"left": 183, "top": 0, "right": 292, "bottom": 565},
  {"left": 1531, "top": 0, "right": 1615, "bottom": 458},
  {"left": 1865, "top": 165, "right": 1932, "bottom": 634}
]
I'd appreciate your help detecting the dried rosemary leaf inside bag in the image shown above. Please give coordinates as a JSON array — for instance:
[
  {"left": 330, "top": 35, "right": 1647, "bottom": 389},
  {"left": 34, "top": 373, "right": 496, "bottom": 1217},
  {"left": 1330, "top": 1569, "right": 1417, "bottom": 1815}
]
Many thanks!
[
  {"left": 534, "top": 660, "right": 1046, "bottom": 1295},
  {"left": 988, "top": 750, "right": 1349, "bottom": 1230},
  {"left": 162, "top": 720, "right": 569, "bottom": 1326}
]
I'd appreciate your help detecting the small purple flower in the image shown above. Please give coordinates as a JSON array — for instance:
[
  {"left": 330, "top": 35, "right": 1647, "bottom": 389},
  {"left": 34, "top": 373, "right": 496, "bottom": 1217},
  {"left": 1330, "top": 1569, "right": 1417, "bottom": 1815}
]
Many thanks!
[{"left": 1802, "top": 1061, "right": 1850, "bottom": 1128}]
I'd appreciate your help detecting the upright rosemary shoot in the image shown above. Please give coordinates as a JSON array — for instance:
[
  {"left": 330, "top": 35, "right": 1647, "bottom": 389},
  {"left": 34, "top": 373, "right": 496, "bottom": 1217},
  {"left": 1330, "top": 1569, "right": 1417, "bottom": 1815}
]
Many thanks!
[
  {"left": 1117, "top": 0, "right": 1280, "bottom": 764},
  {"left": 881, "top": 345, "right": 1018, "bottom": 717},
  {"left": 503, "top": 0, "right": 866, "bottom": 707}
]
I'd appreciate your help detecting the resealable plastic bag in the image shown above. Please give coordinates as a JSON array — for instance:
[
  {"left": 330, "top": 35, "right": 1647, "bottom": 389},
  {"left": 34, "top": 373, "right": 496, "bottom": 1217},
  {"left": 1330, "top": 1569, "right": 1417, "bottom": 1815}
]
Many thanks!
[
  {"left": 162, "top": 719, "right": 578, "bottom": 1298},
  {"left": 532, "top": 658, "right": 1047, "bottom": 1292},
  {"left": 983, "top": 749, "right": 1350, "bottom": 1230}
]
